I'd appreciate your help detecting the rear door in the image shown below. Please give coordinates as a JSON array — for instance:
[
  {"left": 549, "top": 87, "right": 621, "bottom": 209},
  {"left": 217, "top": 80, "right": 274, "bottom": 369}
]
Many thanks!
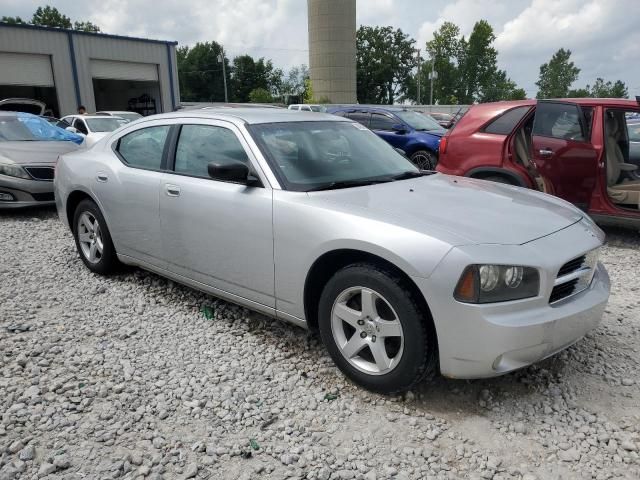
[
  {"left": 531, "top": 101, "right": 598, "bottom": 209},
  {"left": 369, "top": 112, "right": 406, "bottom": 149}
]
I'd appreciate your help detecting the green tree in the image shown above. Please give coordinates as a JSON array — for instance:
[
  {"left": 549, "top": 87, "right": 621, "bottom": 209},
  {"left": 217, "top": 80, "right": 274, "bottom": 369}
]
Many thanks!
[
  {"left": 480, "top": 69, "right": 527, "bottom": 102},
  {"left": 535, "top": 48, "right": 580, "bottom": 99},
  {"left": 1, "top": 16, "right": 26, "bottom": 24},
  {"left": 31, "top": 6, "right": 72, "bottom": 29},
  {"left": 249, "top": 87, "right": 273, "bottom": 103},
  {"left": 73, "top": 21, "right": 101, "bottom": 33},
  {"left": 587, "top": 78, "right": 628, "bottom": 98},
  {"left": 356, "top": 25, "right": 417, "bottom": 104},
  {"left": 230, "top": 55, "right": 274, "bottom": 102},
  {"left": 424, "top": 21, "right": 463, "bottom": 104},
  {"left": 457, "top": 20, "right": 499, "bottom": 104},
  {"left": 177, "top": 42, "right": 230, "bottom": 102}
]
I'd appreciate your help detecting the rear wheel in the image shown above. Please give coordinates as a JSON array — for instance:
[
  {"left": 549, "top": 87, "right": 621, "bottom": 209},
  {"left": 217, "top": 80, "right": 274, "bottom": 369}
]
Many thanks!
[
  {"left": 318, "top": 263, "right": 437, "bottom": 394},
  {"left": 479, "top": 175, "right": 515, "bottom": 185},
  {"left": 409, "top": 150, "right": 437, "bottom": 170},
  {"left": 73, "top": 199, "right": 118, "bottom": 274}
]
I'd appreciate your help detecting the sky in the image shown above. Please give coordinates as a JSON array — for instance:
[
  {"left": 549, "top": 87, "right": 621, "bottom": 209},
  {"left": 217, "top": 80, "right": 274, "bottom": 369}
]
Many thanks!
[{"left": 2, "top": 0, "right": 639, "bottom": 98}]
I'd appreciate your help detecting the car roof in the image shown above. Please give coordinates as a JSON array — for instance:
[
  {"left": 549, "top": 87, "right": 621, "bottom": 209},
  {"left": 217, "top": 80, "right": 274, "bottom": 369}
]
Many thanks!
[
  {"left": 97, "top": 111, "right": 138, "bottom": 114},
  {"left": 142, "top": 108, "right": 349, "bottom": 125},
  {"left": 66, "top": 114, "right": 120, "bottom": 119}
]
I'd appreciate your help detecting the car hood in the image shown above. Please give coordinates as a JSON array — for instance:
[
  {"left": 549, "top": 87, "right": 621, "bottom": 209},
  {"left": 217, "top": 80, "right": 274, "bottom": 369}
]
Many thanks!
[
  {"left": 307, "top": 174, "right": 583, "bottom": 246},
  {"left": 0, "top": 141, "right": 79, "bottom": 165}
]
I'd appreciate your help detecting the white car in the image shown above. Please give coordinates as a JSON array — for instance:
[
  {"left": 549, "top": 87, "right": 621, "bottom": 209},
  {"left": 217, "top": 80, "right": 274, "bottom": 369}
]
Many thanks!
[
  {"left": 95, "top": 111, "right": 143, "bottom": 123},
  {"left": 288, "top": 104, "right": 327, "bottom": 112},
  {"left": 60, "top": 115, "right": 126, "bottom": 147}
]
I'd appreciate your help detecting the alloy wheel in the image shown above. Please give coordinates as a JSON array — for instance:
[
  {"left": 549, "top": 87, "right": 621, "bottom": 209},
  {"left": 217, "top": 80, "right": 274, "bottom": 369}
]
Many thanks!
[
  {"left": 330, "top": 286, "right": 404, "bottom": 375},
  {"left": 77, "top": 212, "right": 104, "bottom": 264},
  {"left": 411, "top": 152, "right": 436, "bottom": 170}
]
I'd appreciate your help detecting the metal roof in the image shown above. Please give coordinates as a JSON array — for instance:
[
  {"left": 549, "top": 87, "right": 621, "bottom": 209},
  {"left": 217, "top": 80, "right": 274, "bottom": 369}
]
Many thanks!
[
  {"left": 152, "top": 108, "right": 349, "bottom": 125},
  {"left": 0, "top": 21, "right": 178, "bottom": 45}
]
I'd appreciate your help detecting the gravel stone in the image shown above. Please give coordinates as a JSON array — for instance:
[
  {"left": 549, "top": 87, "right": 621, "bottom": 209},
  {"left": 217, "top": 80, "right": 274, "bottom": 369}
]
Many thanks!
[{"left": 1, "top": 209, "right": 639, "bottom": 480}]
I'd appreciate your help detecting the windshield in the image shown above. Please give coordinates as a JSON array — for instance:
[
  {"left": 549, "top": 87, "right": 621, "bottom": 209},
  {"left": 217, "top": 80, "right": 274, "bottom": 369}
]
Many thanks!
[
  {"left": 86, "top": 118, "right": 124, "bottom": 132},
  {"left": 0, "top": 113, "right": 83, "bottom": 143},
  {"left": 395, "top": 110, "right": 444, "bottom": 132},
  {"left": 309, "top": 105, "right": 327, "bottom": 112},
  {"left": 249, "top": 121, "right": 419, "bottom": 191}
]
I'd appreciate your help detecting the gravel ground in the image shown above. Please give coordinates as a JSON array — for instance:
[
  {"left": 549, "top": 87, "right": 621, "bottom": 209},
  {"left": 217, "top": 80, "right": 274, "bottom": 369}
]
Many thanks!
[{"left": 0, "top": 207, "right": 639, "bottom": 480}]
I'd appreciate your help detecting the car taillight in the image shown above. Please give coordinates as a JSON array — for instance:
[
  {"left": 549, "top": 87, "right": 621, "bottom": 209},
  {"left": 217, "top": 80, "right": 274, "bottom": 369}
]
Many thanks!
[{"left": 439, "top": 135, "right": 448, "bottom": 155}]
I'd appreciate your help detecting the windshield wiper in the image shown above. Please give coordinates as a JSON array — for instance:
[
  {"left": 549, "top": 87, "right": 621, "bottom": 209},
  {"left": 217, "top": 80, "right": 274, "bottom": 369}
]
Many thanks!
[
  {"left": 306, "top": 178, "right": 391, "bottom": 192},
  {"left": 391, "top": 171, "right": 433, "bottom": 180}
]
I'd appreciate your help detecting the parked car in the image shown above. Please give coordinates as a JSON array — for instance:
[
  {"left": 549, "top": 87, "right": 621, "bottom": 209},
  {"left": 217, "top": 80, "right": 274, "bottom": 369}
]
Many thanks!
[
  {"left": 95, "top": 111, "right": 143, "bottom": 123},
  {"left": 328, "top": 106, "right": 445, "bottom": 169},
  {"left": 55, "top": 108, "right": 609, "bottom": 393},
  {"left": 42, "top": 116, "right": 74, "bottom": 130},
  {"left": 288, "top": 104, "right": 328, "bottom": 112},
  {"left": 428, "top": 112, "right": 455, "bottom": 129},
  {"left": 0, "top": 112, "right": 81, "bottom": 208},
  {"left": 437, "top": 98, "right": 640, "bottom": 229},
  {"left": 0, "top": 98, "right": 46, "bottom": 115},
  {"left": 60, "top": 114, "right": 126, "bottom": 147}
]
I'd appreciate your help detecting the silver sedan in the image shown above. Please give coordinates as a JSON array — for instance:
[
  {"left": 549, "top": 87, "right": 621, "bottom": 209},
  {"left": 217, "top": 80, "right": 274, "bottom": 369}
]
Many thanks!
[{"left": 54, "top": 109, "right": 610, "bottom": 393}]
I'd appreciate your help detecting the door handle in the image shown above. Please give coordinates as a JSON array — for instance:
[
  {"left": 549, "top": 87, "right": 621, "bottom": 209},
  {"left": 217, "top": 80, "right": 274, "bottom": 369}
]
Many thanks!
[
  {"left": 165, "top": 184, "right": 181, "bottom": 197},
  {"left": 539, "top": 148, "right": 554, "bottom": 158},
  {"left": 96, "top": 173, "right": 108, "bottom": 182}
]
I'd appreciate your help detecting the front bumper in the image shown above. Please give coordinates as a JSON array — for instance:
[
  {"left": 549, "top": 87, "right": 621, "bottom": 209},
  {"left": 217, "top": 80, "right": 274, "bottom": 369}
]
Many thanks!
[
  {"left": 0, "top": 176, "right": 55, "bottom": 209},
  {"left": 416, "top": 220, "right": 610, "bottom": 379}
]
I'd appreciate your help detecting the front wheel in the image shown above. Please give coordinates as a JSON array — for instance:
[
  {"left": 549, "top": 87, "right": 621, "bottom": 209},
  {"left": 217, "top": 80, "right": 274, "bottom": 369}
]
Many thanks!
[
  {"left": 318, "top": 263, "right": 438, "bottom": 394},
  {"left": 409, "top": 150, "right": 437, "bottom": 170},
  {"left": 73, "top": 199, "right": 119, "bottom": 274}
]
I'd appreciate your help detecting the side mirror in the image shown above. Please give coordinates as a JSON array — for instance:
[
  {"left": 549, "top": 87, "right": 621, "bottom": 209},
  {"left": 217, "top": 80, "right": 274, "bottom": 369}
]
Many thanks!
[
  {"left": 65, "top": 126, "right": 79, "bottom": 133},
  {"left": 392, "top": 124, "right": 408, "bottom": 134},
  {"left": 207, "top": 161, "right": 261, "bottom": 186}
]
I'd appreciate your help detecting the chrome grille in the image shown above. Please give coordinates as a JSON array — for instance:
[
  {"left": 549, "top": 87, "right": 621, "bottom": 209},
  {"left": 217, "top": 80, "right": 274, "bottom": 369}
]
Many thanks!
[
  {"left": 24, "top": 166, "right": 55, "bottom": 181},
  {"left": 550, "top": 249, "right": 599, "bottom": 304}
]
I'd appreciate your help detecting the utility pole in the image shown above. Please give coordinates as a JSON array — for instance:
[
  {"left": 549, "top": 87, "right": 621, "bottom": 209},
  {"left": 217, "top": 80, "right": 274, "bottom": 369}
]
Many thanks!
[
  {"left": 428, "top": 59, "right": 438, "bottom": 106},
  {"left": 218, "top": 50, "right": 228, "bottom": 103},
  {"left": 416, "top": 49, "right": 421, "bottom": 105}
]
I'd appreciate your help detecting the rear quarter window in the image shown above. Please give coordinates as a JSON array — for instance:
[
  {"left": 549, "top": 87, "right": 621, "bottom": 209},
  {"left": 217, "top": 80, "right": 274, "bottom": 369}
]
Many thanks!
[{"left": 483, "top": 106, "right": 531, "bottom": 135}]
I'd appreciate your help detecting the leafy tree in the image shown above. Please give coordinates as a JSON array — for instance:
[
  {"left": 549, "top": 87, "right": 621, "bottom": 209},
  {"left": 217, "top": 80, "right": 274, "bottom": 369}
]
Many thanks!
[
  {"left": 249, "top": 87, "right": 273, "bottom": 103},
  {"left": 31, "top": 6, "right": 72, "bottom": 29},
  {"left": 2, "top": 6, "right": 101, "bottom": 32},
  {"left": 424, "top": 22, "right": 463, "bottom": 104},
  {"left": 457, "top": 20, "right": 499, "bottom": 104},
  {"left": 587, "top": 78, "right": 628, "bottom": 98},
  {"left": 177, "top": 42, "right": 230, "bottom": 102},
  {"left": 73, "top": 21, "right": 101, "bottom": 33},
  {"left": 356, "top": 25, "right": 417, "bottom": 104},
  {"left": 1, "top": 16, "right": 26, "bottom": 24},
  {"left": 567, "top": 88, "right": 590, "bottom": 98},
  {"left": 230, "top": 55, "right": 274, "bottom": 102},
  {"left": 535, "top": 48, "right": 580, "bottom": 99},
  {"left": 480, "top": 69, "right": 527, "bottom": 102}
]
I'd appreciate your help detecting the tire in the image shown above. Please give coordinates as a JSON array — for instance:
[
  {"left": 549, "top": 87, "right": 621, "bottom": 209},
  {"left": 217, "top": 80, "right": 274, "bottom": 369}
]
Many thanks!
[
  {"left": 318, "top": 263, "right": 438, "bottom": 394},
  {"left": 480, "top": 175, "right": 515, "bottom": 185},
  {"left": 409, "top": 150, "right": 437, "bottom": 170},
  {"left": 72, "top": 199, "right": 119, "bottom": 275}
]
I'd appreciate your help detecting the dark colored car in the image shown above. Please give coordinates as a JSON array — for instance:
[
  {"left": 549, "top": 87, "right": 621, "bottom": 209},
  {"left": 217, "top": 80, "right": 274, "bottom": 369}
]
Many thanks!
[
  {"left": 328, "top": 106, "right": 445, "bottom": 169},
  {"left": 436, "top": 98, "right": 640, "bottom": 228},
  {"left": 428, "top": 112, "right": 455, "bottom": 129}
]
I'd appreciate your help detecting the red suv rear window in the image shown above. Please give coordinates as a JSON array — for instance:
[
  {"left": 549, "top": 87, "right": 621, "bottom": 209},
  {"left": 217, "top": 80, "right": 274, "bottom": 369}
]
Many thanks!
[{"left": 483, "top": 106, "right": 531, "bottom": 135}]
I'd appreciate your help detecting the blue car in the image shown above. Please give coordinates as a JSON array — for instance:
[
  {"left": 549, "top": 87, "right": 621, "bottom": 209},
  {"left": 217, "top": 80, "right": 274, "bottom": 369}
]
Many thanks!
[{"left": 327, "top": 106, "right": 445, "bottom": 169}]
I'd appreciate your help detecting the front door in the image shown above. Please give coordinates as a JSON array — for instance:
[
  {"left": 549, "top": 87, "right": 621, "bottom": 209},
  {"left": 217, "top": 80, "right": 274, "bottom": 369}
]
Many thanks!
[
  {"left": 159, "top": 121, "right": 275, "bottom": 308},
  {"left": 530, "top": 101, "right": 598, "bottom": 209},
  {"left": 369, "top": 112, "right": 407, "bottom": 150}
]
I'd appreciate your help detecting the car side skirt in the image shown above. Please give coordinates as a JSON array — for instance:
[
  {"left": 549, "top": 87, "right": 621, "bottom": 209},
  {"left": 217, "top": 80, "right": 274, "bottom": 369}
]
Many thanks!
[
  {"left": 117, "top": 253, "right": 308, "bottom": 330},
  {"left": 590, "top": 213, "right": 640, "bottom": 229}
]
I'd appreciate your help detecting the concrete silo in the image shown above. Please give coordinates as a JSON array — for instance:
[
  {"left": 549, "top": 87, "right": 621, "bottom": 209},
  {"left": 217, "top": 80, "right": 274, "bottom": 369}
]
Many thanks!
[{"left": 307, "top": 0, "right": 357, "bottom": 103}]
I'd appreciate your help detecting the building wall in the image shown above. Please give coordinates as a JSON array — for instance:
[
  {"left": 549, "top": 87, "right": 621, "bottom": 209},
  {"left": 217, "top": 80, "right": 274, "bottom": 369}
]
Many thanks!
[
  {"left": 0, "top": 24, "right": 179, "bottom": 116},
  {"left": 307, "top": 0, "right": 356, "bottom": 103}
]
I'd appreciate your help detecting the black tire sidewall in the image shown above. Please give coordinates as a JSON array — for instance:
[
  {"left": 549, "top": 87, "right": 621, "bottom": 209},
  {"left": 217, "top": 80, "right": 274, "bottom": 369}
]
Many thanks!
[
  {"left": 318, "top": 264, "right": 435, "bottom": 394},
  {"left": 72, "top": 199, "right": 117, "bottom": 275}
]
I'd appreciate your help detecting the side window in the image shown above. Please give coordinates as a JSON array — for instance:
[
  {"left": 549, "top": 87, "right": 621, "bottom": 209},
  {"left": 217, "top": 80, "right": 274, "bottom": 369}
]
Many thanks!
[
  {"left": 483, "top": 106, "right": 531, "bottom": 135},
  {"left": 74, "top": 118, "right": 88, "bottom": 134},
  {"left": 174, "top": 125, "right": 249, "bottom": 178},
  {"left": 117, "top": 125, "right": 170, "bottom": 170},
  {"left": 301, "top": 106, "right": 312, "bottom": 112},
  {"left": 346, "top": 112, "right": 370, "bottom": 127},
  {"left": 533, "top": 103, "right": 585, "bottom": 141},
  {"left": 369, "top": 113, "right": 397, "bottom": 131}
]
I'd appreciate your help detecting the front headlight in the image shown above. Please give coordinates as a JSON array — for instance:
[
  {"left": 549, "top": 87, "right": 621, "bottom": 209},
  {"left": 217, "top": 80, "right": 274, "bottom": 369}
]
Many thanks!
[
  {"left": 0, "top": 163, "right": 30, "bottom": 179},
  {"left": 454, "top": 264, "right": 539, "bottom": 303}
]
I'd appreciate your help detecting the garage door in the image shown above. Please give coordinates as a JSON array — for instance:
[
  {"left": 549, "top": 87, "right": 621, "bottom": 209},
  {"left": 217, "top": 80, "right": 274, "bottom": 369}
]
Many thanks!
[
  {"left": 0, "top": 52, "right": 54, "bottom": 87},
  {"left": 91, "top": 59, "right": 158, "bottom": 82}
]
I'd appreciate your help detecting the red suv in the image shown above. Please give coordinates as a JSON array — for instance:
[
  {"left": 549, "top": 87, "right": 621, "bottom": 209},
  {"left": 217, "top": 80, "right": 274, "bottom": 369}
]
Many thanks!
[{"left": 436, "top": 98, "right": 640, "bottom": 228}]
